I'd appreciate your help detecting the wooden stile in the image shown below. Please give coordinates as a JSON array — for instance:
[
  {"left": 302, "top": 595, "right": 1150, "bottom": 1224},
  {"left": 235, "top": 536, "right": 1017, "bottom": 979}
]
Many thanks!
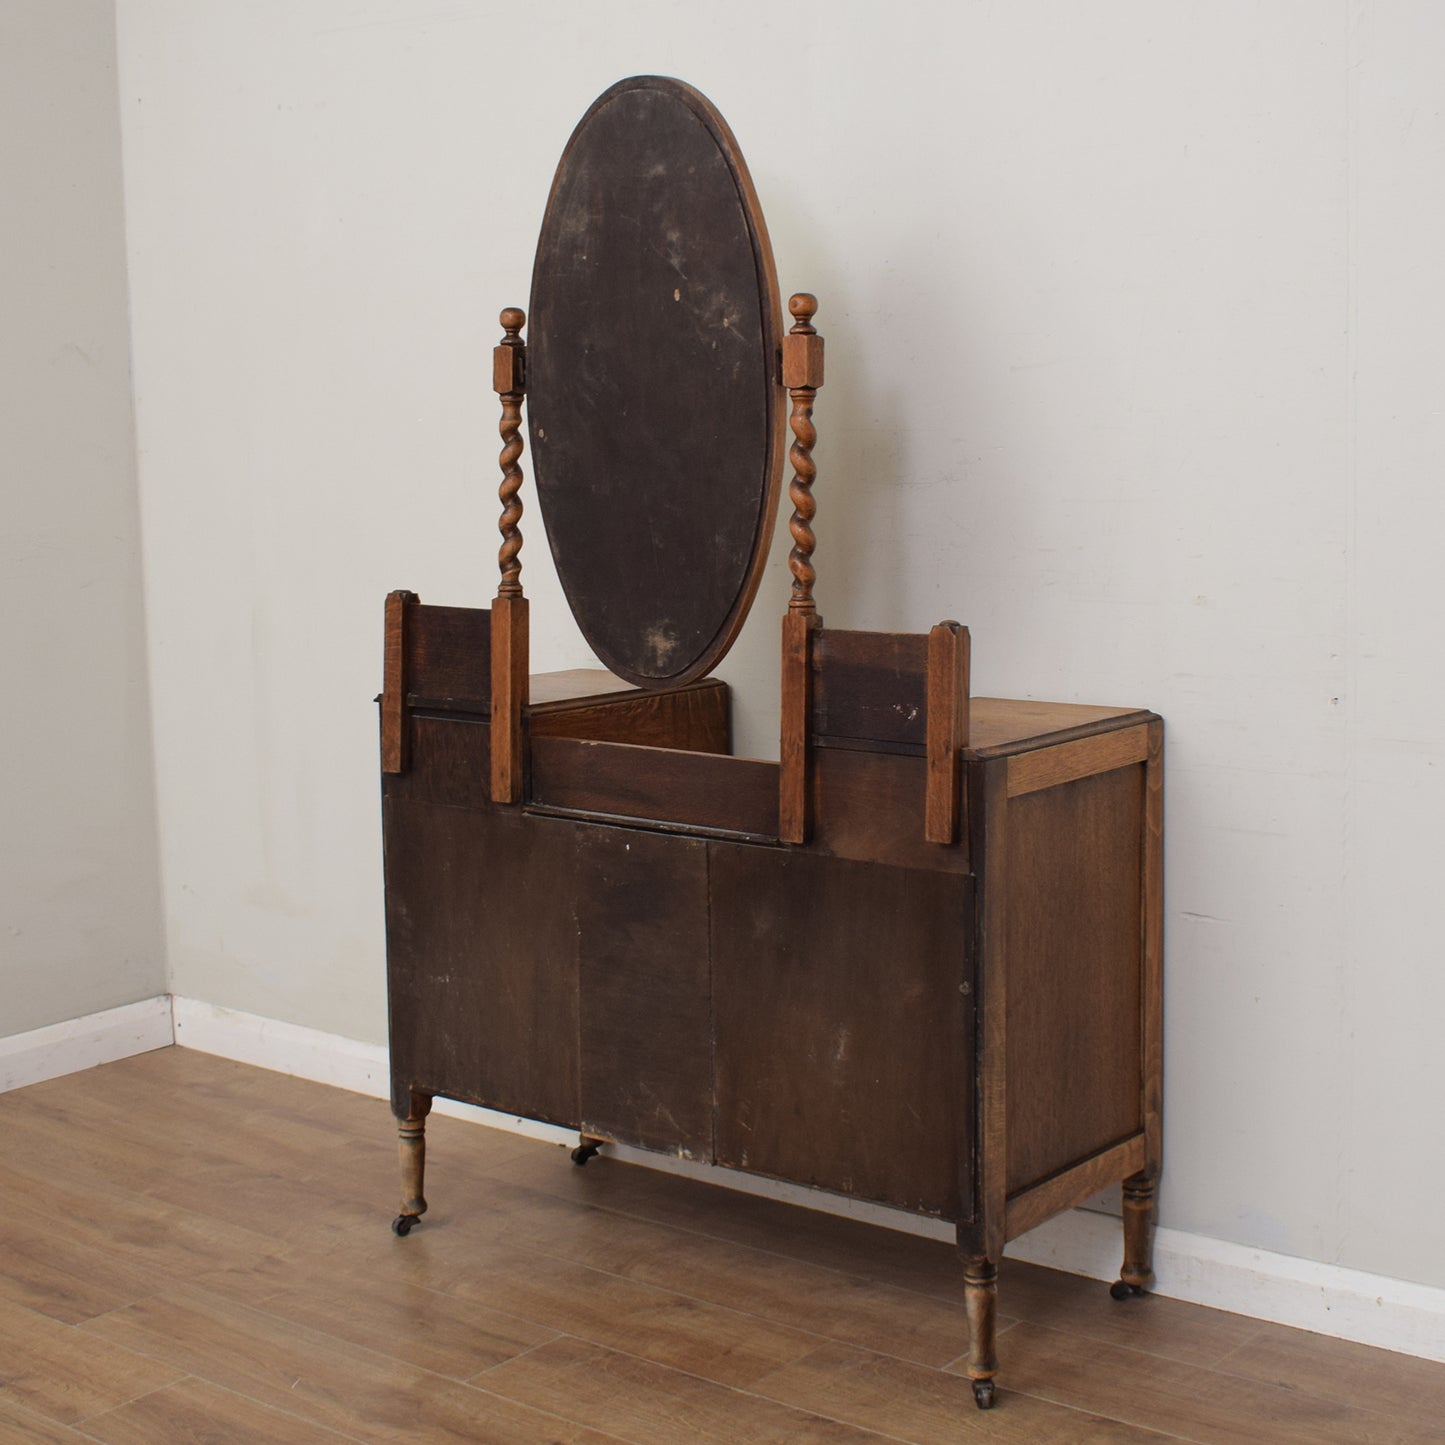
[
  {"left": 381, "top": 589, "right": 417, "bottom": 774},
  {"left": 925, "top": 621, "right": 970, "bottom": 843}
]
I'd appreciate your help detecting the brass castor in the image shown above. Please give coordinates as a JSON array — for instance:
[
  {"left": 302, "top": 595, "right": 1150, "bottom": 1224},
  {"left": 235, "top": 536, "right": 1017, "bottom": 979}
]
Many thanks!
[
  {"left": 570, "top": 1142, "right": 600, "bottom": 1167},
  {"left": 972, "top": 1379, "right": 996, "bottom": 1410},
  {"left": 1110, "top": 1279, "right": 1146, "bottom": 1300},
  {"left": 392, "top": 1213, "right": 420, "bottom": 1237}
]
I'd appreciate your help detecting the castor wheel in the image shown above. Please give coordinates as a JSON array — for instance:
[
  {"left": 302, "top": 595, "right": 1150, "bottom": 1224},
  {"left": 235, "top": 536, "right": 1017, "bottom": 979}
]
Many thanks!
[
  {"left": 392, "top": 1213, "right": 419, "bottom": 1237},
  {"left": 570, "top": 1142, "right": 600, "bottom": 1167},
  {"left": 1110, "top": 1279, "right": 1146, "bottom": 1300},
  {"left": 972, "top": 1379, "right": 996, "bottom": 1410}
]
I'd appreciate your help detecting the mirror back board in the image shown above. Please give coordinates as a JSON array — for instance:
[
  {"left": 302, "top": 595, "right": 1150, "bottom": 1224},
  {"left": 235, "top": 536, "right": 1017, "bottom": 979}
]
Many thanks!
[{"left": 527, "top": 76, "right": 784, "bottom": 689}]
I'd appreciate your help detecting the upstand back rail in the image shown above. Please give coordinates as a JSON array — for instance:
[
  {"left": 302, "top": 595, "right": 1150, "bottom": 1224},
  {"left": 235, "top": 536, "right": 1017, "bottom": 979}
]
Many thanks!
[{"left": 379, "top": 76, "right": 1161, "bottom": 1412}]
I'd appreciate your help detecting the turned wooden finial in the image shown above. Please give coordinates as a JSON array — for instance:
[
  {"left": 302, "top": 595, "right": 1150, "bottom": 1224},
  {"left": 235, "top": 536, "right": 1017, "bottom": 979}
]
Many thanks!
[
  {"left": 782, "top": 293, "right": 824, "bottom": 615},
  {"left": 494, "top": 307, "right": 527, "bottom": 598}
]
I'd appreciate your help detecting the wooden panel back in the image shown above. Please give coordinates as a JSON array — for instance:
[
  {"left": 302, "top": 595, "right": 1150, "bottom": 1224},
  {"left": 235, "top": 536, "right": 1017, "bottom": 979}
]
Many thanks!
[
  {"left": 812, "top": 629, "right": 928, "bottom": 749},
  {"left": 384, "top": 799, "right": 580, "bottom": 1125},
  {"left": 812, "top": 747, "right": 969, "bottom": 874},
  {"left": 1004, "top": 764, "right": 1146, "bottom": 1194},
  {"left": 529, "top": 737, "right": 778, "bottom": 839},
  {"left": 404, "top": 604, "right": 492, "bottom": 710},
  {"left": 576, "top": 828, "right": 712, "bottom": 1157},
  {"left": 711, "top": 845, "right": 974, "bottom": 1219},
  {"left": 384, "top": 713, "right": 492, "bottom": 812}
]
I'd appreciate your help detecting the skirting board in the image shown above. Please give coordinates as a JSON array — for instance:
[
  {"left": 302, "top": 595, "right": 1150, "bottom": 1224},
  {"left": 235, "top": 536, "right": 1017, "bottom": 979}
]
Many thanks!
[
  {"left": 18, "top": 994, "right": 1445, "bottom": 1365},
  {"left": 0, "top": 995, "right": 174, "bottom": 1093}
]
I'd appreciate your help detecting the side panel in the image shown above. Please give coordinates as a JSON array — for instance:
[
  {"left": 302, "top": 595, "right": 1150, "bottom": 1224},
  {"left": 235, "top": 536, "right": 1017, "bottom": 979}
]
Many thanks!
[
  {"left": 1004, "top": 763, "right": 1145, "bottom": 1194},
  {"left": 576, "top": 827, "right": 713, "bottom": 1157},
  {"left": 711, "top": 845, "right": 974, "bottom": 1219}
]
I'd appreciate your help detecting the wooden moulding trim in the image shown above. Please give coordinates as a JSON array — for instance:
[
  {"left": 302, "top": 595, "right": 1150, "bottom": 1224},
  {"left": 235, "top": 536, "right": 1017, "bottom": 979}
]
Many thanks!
[
  {"left": 1005, "top": 723, "right": 1150, "bottom": 798},
  {"left": 1141, "top": 718, "right": 1165, "bottom": 1176},
  {"left": 529, "top": 735, "right": 780, "bottom": 840},
  {"left": 969, "top": 758, "right": 1009, "bottom": 1261},
  {"left": 381, "top": 589, "right": 417, "bottom": 774},
  {"left": 1004, "top": 1134, "right": 1148, "bottom": 1242}
]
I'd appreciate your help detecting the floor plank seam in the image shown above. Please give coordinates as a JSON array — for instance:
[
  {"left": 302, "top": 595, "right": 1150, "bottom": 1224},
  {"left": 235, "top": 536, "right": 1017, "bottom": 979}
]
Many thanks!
[
  {"left": 508, "top": 1335, "right": 927, "bottom": 1445},
  {"left": 13, "top": 1052, "right": 1445, "bottom": 1445},
  {"left": 464, "top": 1331, "right": 567, "bottom": 1381}
]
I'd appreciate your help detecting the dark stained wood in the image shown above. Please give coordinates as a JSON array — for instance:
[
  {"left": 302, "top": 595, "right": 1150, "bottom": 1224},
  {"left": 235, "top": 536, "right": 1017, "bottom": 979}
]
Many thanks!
[
  {"left": 1004, "top": 764, "right": 1145, "bottom": 1195},
  {"left": 380, "top": 589, "right": 416, "bottom": 774},
  {"left": 778, "top": 610, "right": 820, "bottom": 844},
  {"left": 1142, "top": 718, "right": 1164, "bottom": 1180},
  {"left": 530, "top": 676, "right": 729, "bottom": 752},
  {"left": 576, "top": 828, "right": 712, "bottom": 1158},
  {"left": 1005, "top": 1135, "right": 1146, "bottom": 1241},
  {"left": 384, "top": 714, "right": 491, "bottom": 812},
  {"left": 384, "top": 800, "right": 581, "bottom": 1125},
  {"left": 966, "top": 697, "right": 1155, "bottom": 758},
  {"left": 529, "top": 736, "right": 778, "bottom": 839},
  {"left": 489, "top": 593, "right": 528, "bottom": 804},
  {"left": 1006, "top": 723, "right": 1149, "bottom": 797},
  {"left": 711, "top": 845, "right": 973, "bottom": 1219},
  {"left": 783, "top": 292, "right": 823, "bottom": 614},
  {"left": 925, "top": 621, "right": 970, "bottom": 844},
  {"left": 812, "top": 628, "right": 929, "bottom": 750},
  {"left": 812, "top": 745, "right": 969, "bottom": 874},
  {"left": 961, "top": 758, "right": 1009, "bottom": 1263},
  {"left": 403, "top": 602, "right": 491, "bottom": 711},
  {"left": 527, "top": 76, "right": 783, "bottom": 688}
]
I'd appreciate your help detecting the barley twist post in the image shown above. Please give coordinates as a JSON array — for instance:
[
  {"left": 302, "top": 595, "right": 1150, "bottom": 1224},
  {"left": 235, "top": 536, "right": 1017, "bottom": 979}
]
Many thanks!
[
  {"left": 783, "top": 293, "right": 823, "bottom": 614},
  {"left": 494, "top": 307, "right": 527, "bottom": 597}
]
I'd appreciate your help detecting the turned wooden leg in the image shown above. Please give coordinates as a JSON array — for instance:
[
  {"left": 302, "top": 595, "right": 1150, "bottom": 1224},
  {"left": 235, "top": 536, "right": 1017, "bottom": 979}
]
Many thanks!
[
  {"left": 1112, "top": 1169, "right": 1157, "bottom": 1298},
  {"left": 392, "top": 1091, "right": 432, "bottom": 1237},
  {"left": 961, "top": 1256, "right": 999, "bottom": 1409}
]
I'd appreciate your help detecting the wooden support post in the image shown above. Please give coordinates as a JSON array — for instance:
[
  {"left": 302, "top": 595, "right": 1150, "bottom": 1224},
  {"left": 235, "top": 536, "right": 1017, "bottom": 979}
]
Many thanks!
[
  {"left": 779, "top": 293, "right": 824, "bottom": 845},
  {"left": 779, "top": 610, "right": 820, "bottom": 843},
  {"left": 381, "top": 589, "right": 418, "bottom": 774},
  {"left": 925, "top": 621, "right": 970, "bottom": 843},
  {"left": 1119, "top": 1172, "right": 1158, "bottom": 1292},
  {"left": 1112, "top": 715, "right": 1165, "bottom": 1297},
  {"left": 491, "top": 307, "right": 529, "bottom": 805},
  {"left": 391, "top": 1090, "right": 432, "bottom": 1236},
  {"left": 960, "top": 1255, "right": 999, "bottom": 1409}
]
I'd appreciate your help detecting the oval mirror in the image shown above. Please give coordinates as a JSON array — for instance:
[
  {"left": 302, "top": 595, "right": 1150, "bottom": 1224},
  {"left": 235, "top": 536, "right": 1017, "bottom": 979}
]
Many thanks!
[{"left": 527, "top": 76, "right": 784, "bottom": 689}]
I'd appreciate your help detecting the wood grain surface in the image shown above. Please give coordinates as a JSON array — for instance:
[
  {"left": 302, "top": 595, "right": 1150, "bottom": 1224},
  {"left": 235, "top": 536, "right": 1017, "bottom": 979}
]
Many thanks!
[
  {"left": 527, "top": 76, "right": 783, "bottom": 688},
  {"left": 3, "top": 1049, "right": 1441, "bottom": 1442}
]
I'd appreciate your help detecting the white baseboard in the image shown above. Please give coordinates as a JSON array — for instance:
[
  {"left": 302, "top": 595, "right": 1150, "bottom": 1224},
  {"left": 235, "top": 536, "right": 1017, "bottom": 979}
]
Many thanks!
[
  {"left": 0, "top": 995, "right": 174, "bottom": 1093},
  {"left": 63, "top": 998, "right": 1437, "bottom": 1364}
]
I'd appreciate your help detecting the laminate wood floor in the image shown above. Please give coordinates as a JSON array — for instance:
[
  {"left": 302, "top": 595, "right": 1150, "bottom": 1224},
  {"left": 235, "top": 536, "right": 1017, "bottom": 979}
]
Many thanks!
[{"left": 1, "top": 1048, "right": 1441, "bottom": 1443}]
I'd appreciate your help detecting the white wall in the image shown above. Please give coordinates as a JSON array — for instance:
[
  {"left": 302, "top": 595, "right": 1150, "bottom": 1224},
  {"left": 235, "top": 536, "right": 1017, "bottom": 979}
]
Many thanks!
[
  {"left": 115, "top": 1, "right": 1445, "bottom": 1292},
  {"left": 0, "top": 0, "right": 164, "bottom": 1038}
]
